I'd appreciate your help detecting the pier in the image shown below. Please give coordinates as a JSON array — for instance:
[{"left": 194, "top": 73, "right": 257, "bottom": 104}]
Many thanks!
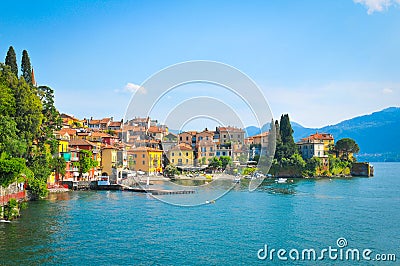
[{"left": 93, "top": 184, "right": 195, "bottom": 195}]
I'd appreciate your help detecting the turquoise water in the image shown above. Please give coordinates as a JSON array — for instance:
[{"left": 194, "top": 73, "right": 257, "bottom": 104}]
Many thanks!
[{"left": 1, "top": 162, "right": 399, "bottom": 265}]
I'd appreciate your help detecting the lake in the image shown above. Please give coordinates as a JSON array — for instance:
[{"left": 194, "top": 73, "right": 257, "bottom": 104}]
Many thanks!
[{"left": 1, "top": 162, "right": 399, "bottom": 265}]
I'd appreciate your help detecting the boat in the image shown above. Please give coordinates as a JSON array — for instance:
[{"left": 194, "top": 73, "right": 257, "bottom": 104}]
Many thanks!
[
  {"left": 275, "top": 178, "right": 288, "bottom": 184},
  {"left": 233, "top": 177, "right": 241, "bottom": 183},
  {"left": 0, "top": 219, "right": 11, "bottom": 223}
]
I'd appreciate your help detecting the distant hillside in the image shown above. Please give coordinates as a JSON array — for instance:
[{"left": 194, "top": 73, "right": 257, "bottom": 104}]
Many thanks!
[{"left": 246, "top": 107, "right": 400, "bottom": 162}]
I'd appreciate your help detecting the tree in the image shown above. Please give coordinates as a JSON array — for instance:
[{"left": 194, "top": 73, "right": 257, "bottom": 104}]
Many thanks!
[
  {"left": 0, "top": 157, "right": 26, "bottom": 187},
  {"left": 279, "top": 114, "right": 297, "bottom": 158},
  {"left": 304, "top": 157, "right": 322, "bottom": 177},
  {"left": 78, "top": 150, "right": 98, "bottom": 178},
  {"left": 164, "top": 164, "right": 179, "bottom": 177},
  {"left": 335, "top": 138, "right": 360, "bottom": 161},
  {"left": 208, "top": 157, "right": 222, "bottom": 170},
  {"left": 5, "top": 46, "right": 18, "bottom": 76},
  {"left": 37, "top": 86, "right": 62, "bottom": 154},
  {"left": 51, "top": 157, "right": 66, "bottom": 180},
  {"left": 219, "top": 156, "right": 232, "bottom": 169},
  {"left": 21, "top": 50, "right": 32, "bottom": 84}
]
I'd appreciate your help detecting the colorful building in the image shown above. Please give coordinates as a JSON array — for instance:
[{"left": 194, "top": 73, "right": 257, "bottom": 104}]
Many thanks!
[
  {"left": 168, "top": 143, "right": 194, "bottom": 167},
  {"left": 129, "top": 147, "right": 163, "bottom": 175}
]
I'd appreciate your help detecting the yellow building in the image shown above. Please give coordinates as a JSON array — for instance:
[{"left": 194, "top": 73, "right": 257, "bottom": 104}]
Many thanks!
[
  {"left": 130, "top": 147, "right": 163, "bottom": 174},
  {"left": 302, "top": 133, "right": 334, "bottom": 152},
  {"left": 101, "top": 146, "right": 117, "bottom": 176},
  {"left": 59, "top": 139, "right": 69, "bottom": 153},
  {"left": 168, "top": 144, "right": 194, "bottom": 167}
]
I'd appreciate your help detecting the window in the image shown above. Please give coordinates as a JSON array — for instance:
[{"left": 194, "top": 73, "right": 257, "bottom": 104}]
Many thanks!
[
  {"left": 142, "top": 154, "right": 145, "bottom": 158},
  {"left": 179, "top": 152, "right": 181, "bottom": 156},
  {"left": 142, "top": 160, "right": 145, "bottom": 165},
  {"left": 178, "top": 159, "right": 182, "bottom": 163},
  {"left": 210, "top": 147, "right": 213, "bottom": 152},
  {"left": 186, "top": 152, "right": 189, "bottom": 156},
  {"left": 186, "top": 159, "right": 189, "bottom": 163},
  {"left": 206, "top": 136, "right": 209, "bottom": 140},
  {"left": 172, "top": 159, "right": 174, "bottom": 163},
  {"left": 172, "top": 152, "right": 175, "bottom": 156},
  {"left": 180, "top": 136, "right": 182, "bottom": 141},
  {"left": 216, "top": 152, "right": 220, "bottom": 156},
  {"left": 134, "top": 154, "right": 137, "bottom": 158},
  {"left": 186, "top": 136, "right": 189, "bottom": 141},
  {"left": 209, "top": 153, "right": 214, "bottom": 156}
]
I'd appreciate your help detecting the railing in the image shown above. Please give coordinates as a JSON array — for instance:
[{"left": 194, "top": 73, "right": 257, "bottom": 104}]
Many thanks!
[{"left": 0, "top": 191, "right": 26, "bottom": 205}]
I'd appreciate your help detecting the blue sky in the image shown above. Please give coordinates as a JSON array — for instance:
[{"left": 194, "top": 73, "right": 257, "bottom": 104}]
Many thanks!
[{"left": 1, "top": 0, "right": 399, "bottom": 128}]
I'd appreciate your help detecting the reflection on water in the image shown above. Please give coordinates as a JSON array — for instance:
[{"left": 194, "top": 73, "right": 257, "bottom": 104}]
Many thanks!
[{"left": 0, "top": 163, "right": 399, "bottom": 265}]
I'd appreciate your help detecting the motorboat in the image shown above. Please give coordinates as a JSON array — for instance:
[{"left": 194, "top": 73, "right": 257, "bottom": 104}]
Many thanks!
[{"left": 275, "top": 178, "right": 288, "bottom": 184}]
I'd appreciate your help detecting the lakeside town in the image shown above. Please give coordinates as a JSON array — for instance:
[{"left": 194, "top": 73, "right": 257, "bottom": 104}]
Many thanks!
[{"left": 0, "top": 47, "right": 372, "bottom": 221}]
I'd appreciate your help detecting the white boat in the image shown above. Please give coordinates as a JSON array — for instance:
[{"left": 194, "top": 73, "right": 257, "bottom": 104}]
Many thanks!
[
  {"left": 233, "top": 177, "right": 241, "bottom": 183},
  {"left": 275, "top": 178, "right": 288, "bottom": 184}
]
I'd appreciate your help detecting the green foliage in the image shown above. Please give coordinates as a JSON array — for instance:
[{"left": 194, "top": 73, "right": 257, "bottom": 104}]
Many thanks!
[
  {"left": 27, "top": 177, "right": 48, "bottom": 198},
  {"left": 329, "top": 155, "right": 351, "bottom": 176},
  {"left": 78, "top": 150, "right": 97, "bottom": 177},
  {"left": 303, "top": 157, "right": 322, "bottom": 177},
  {"left": 1, "top": 50, "right": 61, "bottom": 200},
  {"left": 0, "top": 157, "right": 26, "bottom": 187},
  {"left": 278, "top": 114, "right": 298, "bottom": 159},
  {"left": 208, "top": 157, "right": 222, "bottom": 169},
  {"left": 12, "top": 76, "right": 43, "bottom": 152},
  {"left": 5, "top": 46, "right": 18, "bottom": 76},
  {"left": 199, "top": 157, "right": 207, "bottom": 165},
  {"left": 164, "top": 164, "right": 179, "bottom": 177},
  {"left": 4, "top": 198, "right": 19, "bottom": 220},
  {"left": 219, "top": 156, "right": 232, "bottom": 169},
  {"left": 0, "top": 117, "right": 27, "bottom": 157},
  {"left": 242, "top": 167, "right": 257, "bottom": 176},
  {"left": 51, "top": 157, "right": 66, "bottom": 177},
  {"left": 21, "top": 50, "right": 32, "bottom": 84},
  {"left": 335, "top": 138, "right": 360, "bottom": 161}
]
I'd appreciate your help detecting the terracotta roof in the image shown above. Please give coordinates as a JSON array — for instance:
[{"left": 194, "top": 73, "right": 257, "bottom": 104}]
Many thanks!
[
  {"left": 101, "top": 144, "right": 118, "bottom": 150},
  {"left": 302, "top": 133, "right": 334, "bottom": 142},
  {"left": 148, "top": 126, "right": 163, "bottom": 133},
  {"left": 179, "top": 131, "right": 197, "bottom": 136},
  {"left": 61, "top": 113, "right": 79, "bottom": 121},
  {"left": 131, "top": 146, "right": 162, "bottom": 152},
  {"left": 170, "top": 143, "right": 193, "bottom": 151},
  {"left": 100, "top": 118, "right": 111, "bottom": 124},
  {"left": 253, "top": 132, "right": 269, "bottom": 138},
  {"left": 59, "top": 128, "right": 77, "bottom": 136},
  {"left": 109, "top": 121, "right": 122, "bottom": 127},
  {"left": 69, "top": 139, "right": 96, "bottom": 147},
  {"left": 89, "top": 119, "right": 101, "bottom": 125},
  {"left": 218, "top": 126, "right": 244, "bottom": 133},
  {"left": 91, "top": 132, "right": 115, "bottom": 138}
]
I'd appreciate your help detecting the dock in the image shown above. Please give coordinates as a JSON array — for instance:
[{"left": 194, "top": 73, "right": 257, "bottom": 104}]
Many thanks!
[{"left": 95, "top": 184, "right": 195, "bottom": 195}]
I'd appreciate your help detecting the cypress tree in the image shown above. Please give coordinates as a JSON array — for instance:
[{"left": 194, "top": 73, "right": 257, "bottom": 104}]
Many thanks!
[
  {"left": 279, "top": 114, "right": 297, "bottom": 158},
  {"left": 21, "top": 50, "right": 32, "bottom": 84},
  {"left": 5, "top": 46, "right": 18, "bottom": 76}
]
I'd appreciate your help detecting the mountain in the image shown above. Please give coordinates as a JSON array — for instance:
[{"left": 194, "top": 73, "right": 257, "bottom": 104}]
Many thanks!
[{"left": 245, "top": 107, "right": 400, "bottom": 162}]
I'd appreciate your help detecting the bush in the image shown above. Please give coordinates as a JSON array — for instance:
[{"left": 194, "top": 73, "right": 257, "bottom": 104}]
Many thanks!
[{"left": 4, "top": 198, "right": 19, "bottom": 220}]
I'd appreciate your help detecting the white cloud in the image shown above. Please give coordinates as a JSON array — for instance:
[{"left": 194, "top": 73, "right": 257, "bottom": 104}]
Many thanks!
[
  {"left": 124, "top": 83, "right": 147, "bottom": 94},
  {"left": 354, "top": 0, "right": 399, "bottom": 14},
  {"left": 115, "top": 83, "right": 147, "bottom": 94},
  {"left": 382, "top": 87, "right": 393, "bottom": 94}
]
